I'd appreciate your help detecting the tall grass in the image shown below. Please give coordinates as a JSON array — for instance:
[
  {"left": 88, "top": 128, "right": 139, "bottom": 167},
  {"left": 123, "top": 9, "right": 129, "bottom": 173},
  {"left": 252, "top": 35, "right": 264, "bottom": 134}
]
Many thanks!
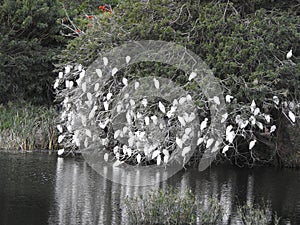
[
  {"left": 124, "top": 187, "right": 222, "bottom": 225},
  {"left": 124, "top": 187, "right": 280, "bottom": 225},
  {"left": 0, "top": 102, "right": 59, "bottom": 150}
]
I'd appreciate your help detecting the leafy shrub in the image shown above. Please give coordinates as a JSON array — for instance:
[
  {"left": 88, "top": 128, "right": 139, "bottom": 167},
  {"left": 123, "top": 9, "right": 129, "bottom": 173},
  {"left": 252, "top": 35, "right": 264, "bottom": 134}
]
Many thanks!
[{"left": 0, "top": 0, "right": 65, "bottom": 104}]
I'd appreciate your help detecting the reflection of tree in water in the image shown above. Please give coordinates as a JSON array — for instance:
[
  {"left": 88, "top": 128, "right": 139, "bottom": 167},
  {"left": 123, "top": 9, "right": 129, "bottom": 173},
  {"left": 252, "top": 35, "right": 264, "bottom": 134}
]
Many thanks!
[{"left": 49, "top": 158, "right": 300, "bottom": 224}]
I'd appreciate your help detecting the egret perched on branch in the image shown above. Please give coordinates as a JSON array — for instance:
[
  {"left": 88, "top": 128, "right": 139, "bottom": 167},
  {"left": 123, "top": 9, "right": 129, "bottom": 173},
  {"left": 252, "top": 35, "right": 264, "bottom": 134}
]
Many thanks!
[{"left": 286, "top": 49, "right": 292, "bottom": 59}]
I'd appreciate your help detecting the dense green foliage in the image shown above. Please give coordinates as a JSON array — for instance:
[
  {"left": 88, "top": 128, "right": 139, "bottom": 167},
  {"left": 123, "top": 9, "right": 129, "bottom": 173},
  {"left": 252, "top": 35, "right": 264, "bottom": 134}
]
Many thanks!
[
  {"left": 60, "top": 0, "right": 300, "bottom": 103},
  {"left": 56, "top": 0, "right": 299, "bottom": 165},
  {"left": 0, "top": 0, "right": 65, "bottom": 104}
]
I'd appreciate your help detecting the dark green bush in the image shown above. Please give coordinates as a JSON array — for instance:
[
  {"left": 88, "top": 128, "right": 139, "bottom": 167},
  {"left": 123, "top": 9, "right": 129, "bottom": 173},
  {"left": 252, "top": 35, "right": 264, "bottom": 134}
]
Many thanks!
[{"left": 0, "top": 0, "right": 65, "bottom": 104}]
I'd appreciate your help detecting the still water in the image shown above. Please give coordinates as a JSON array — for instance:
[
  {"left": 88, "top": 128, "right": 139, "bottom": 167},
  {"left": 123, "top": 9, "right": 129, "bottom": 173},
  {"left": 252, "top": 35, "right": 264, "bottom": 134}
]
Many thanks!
[{"left": 0, "top": 152, "right": 299, "bottom": 225}]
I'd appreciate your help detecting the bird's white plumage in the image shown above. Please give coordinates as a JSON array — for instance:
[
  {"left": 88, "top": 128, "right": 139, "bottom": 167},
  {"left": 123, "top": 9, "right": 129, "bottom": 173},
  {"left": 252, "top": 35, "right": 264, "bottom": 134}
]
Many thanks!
[
  {"left": 288, "top": 111, "right": 296, "bottom": 123},
  {"left": 249, "top": 140, "right": 256, "bottom": 150},
  {"left": 286, "top": 49, "right": 292, "bottom": 59}
]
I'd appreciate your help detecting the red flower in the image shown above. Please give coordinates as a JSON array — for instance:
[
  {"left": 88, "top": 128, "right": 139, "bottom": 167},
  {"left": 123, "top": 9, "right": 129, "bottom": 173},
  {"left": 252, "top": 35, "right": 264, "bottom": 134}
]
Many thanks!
[
  {"left": 99, "top": 5, "right": 108, "bottom": 12},
  {"left": 76, "top": 29, "right": 81, "bottom": 33},
  {"left": 87, "top": 15, "right": 93, "bottom": 19}
]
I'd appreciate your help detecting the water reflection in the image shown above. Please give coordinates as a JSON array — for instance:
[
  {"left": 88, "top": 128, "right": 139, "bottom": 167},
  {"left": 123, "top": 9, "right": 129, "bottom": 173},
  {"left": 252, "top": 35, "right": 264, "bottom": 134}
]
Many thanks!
[{"left": 48, "top": 158, "right": 300, "bottom": 225}]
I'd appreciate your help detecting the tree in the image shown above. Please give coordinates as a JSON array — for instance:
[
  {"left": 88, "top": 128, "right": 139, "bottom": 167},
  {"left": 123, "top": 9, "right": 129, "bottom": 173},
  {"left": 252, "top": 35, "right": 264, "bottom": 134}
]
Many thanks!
[
  {"left": 0, "top": 0, "right": 65, "bottom": 104},
  {"left": 55, "top": 0, "right": 299, "bottom": 166}
]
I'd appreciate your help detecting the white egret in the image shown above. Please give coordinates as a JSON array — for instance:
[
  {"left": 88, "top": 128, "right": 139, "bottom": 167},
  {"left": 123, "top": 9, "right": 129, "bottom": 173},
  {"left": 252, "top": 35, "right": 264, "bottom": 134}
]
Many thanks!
[
  {"left": 136, "top": 154, "right": 142, "bottom": 164},
  {"left": 188, "top": 71, "right": 197, "bottom": 81},
  {"left": 56, "top": 125, "right": 63, "bottom": 133},
  {"left": 200, "top": 118, "right": 208, "bottom": 131},
  {"left": 57, "top": 149, "right": 64, "bottom": 156},
  {"left": 249, "top": 140, "right": 256, "bottom": 150},
  {"left": 250, "top": 100, "right": 256, "bottom": 112},
  {"left": 54, "top": 79, "right": 59, "bottom": 89},
  {"left": 185, "top": 127, "right": 192, "bottom": 135},
  {"left": 79, "top": 70, "right": 85, "bottom": 78},
  {"left": 176, "top": 137, "right": 183, "bottom": 148},
  {"left": 114, "top": 130, "right": 121, "bottom": 139},
  {"left": 126, "top": 55, "right": 131, "bottom": 64},
  {"left": 69, "top": 81, "right": 74, "bottom": 89},
  {"left": 256, "top": 121, "right": 264, "bottom": 130},
  {"left": 130, "top": 99, "right": 135, "bottom": 106},
  {"left": 85, "top": 129, "right": 92, "bottom": 138},
  {"left": 213, "top": 96, "right": 220, "bottom": 105},
  {"left": 158, "top": 101, "right": 166, "bottom": 113},
  {"left": 179, "top": 97, "right": 186, "bottom": 105},
  {"left": 222, "top": 145, "right": 230, "bottom": 154},
  {"left": 288, "top": 111, "right": 296, "bottom": 123},
  {"left": 152, "top": 150, "right": 160, "bottom": 159},
  {"left": 103, "top": 57, "right": 108, "bottom": 66},
  {"left": 163, "top": 154, "right": 169, "bottom": 164},
  {"left": 87, "top": 92, "right": 93, "bottom": 101},
  {"left": 157, "top": 155, "right": 162, "bottom": 165},
  {"left": 226, "top": 125, "right": 233, "bottom": 135},
  {"left": 225, "top": 95, "right": 234, "bottom": 103},
  {"left": 273, "top": 96, "right": 279, "bottom": 105},
  {"left": 153, "top": 78, "right": 160, "bottom": 89},
  {"left": 206, "top": 138, "right": 214, "bottom": 148},
  {"left": 240, "top": 120, "right": 249, "bottom": 129},
  {"left": 173, "top": 99, "right": 179, "bottom": 106},
  {"left": 58, "top": 72, "right": 63, "bottom": 79},
  {"left": 249, "top": 116, "right": 256, "bottom": 125},
  {"left": 135, "top": 81, "right": 140, "bottom": 90},
  {"left": 104, "top": 153, "right": 109, "bottom": 162},
  {"left": 82, "top": 82, "right": 87, "bottom": 92},
  {"left": 226, "top": 131, "right": 235, "bottom": 143},
  {"left": 65, "top": 80, "right": 70, "bottom": 89},
  {"left": 221, "top": 113, "right": 228, "bottom": 123},
  {"left": 264, "top": 114, "right": 271, "bottom": 123},
  {"left": 211, "top": 140, "right": 221, "bottom": 153},
  {"left": 145, "top": 116, "right": 150, "bottom": 125},
  {"left": 81, "top": 115, "right": 87, "bottom": 126},
  {"left": 270, "top": 125, "right": 276, "bottom": 133},
  {"left": 286, "top": 49, "right": 292, "bottom": 59},
  {"left": 103, "top": 101, "right": 109, "bottom": 111},
  {"left": 178, "top": 116, "right": 186, "bottom": 127},
  {"left": 254, "top": 107, "right": 260, "bottom": 116},
  {"left": 126, "top": 111, "right": 132, "bottom": 125},
  {"left": 58, "top": 135, "right": 65, "bottom": 143},
  {"left": 151, "top": 115, "right": 158, "bottom": 125},
  {"left": 197, "top": 137, "right": 204, "bottom": 145},
  {"left": 186, "top": 94, "right": 192, "bottom": 101},
  {"left": 122, "top": 77, "right": 128, "bottom": 86},
  {"left": 94, "top": 83, "right": 100, "bottom": 92},
  {"left": 141, "top": 99, "right": 148, "bottom": 107},
  {"left": 182, "top": 146, "right": 191, "bottom": 157},
  {"left": 106, "top": 92, "right": 112, "bottom": 101},
  {"left": 65, "top": 65, "right": 71, "bottom": 74},
  {"left": 112, "top": 67, "right": 118, "bottom": 76},
  {"left": 159, "top": 123, "right": 164, "bottom": 130},
  {"left": 96, "top": 69, "right": 102, "bottom": 78},
  {"left": 88, "top": 105, "right": 97, "bottom": 119},
  {"left": 83, "top": 138, "right": 89, "bottom": 148}
]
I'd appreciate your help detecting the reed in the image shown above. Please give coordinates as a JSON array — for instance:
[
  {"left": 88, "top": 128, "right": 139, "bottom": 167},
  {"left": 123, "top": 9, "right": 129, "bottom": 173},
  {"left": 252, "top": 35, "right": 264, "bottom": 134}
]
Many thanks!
[
  {"left": 0, "top": 102, "right": 59, "bottom": 150},
  {"left": 124, "top": 187, "right": 280, "bottom": 225}
]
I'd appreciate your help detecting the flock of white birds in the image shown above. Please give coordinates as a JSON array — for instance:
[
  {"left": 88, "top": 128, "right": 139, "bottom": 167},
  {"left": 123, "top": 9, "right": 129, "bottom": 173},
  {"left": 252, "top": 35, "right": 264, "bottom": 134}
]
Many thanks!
[{"left": 55, "top": 49, "right": 297, "bottom": 161}]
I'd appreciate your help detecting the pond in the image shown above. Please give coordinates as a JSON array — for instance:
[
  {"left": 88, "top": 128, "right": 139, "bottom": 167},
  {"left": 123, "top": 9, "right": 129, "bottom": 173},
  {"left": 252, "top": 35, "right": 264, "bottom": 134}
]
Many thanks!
[{"left": 0, "top": 152, "right": 299, "bottom": 225}]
